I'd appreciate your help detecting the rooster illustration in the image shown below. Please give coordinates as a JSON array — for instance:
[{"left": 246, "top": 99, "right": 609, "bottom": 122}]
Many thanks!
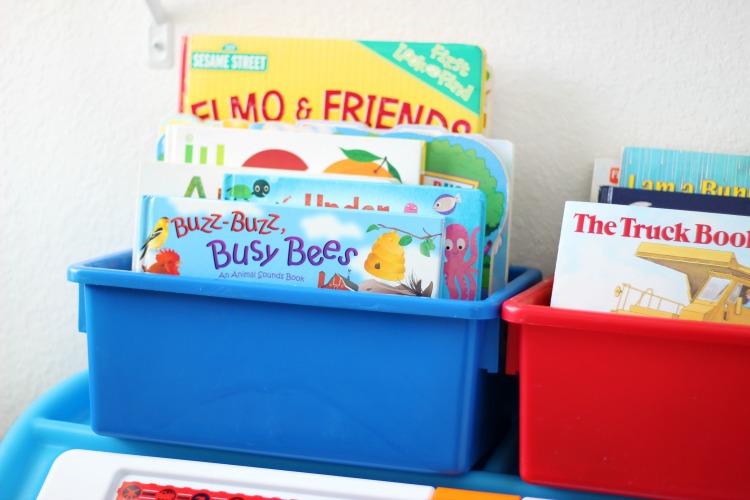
[{"left": 143, "top": 248, "right": 181, "bottom": 275}]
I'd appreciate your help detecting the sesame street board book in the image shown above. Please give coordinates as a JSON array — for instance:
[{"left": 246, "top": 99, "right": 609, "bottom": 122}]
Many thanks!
[
  {"left": 134, "top": 195, "right": 445, "bottom": 298},
  {"left": 162, "top": 124, "right": 425, "bottom": 184},
  {"left": 307, "top": 123, "right": 512, "bottom": 294},
  {"left": 223, "top": 173, "right": 486, "bottom": 300},
  {"left": 180, "top": 34, "right": 488, "bottom": 133},
  {"left": 551, "top": 201, "right": 750, "bottom": 325}
]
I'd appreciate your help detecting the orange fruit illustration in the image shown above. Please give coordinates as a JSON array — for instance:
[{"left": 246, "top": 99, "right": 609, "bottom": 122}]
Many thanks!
[{"left": 324, "top": 158, "right": 392, "bottom": 178}]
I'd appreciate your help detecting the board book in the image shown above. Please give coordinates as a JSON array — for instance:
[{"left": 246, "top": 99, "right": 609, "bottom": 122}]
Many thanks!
[
  {"left": 156, "top": 113, "right": 202, "bottom": 161},
  {"left": 180, "top": 34, "right": 489, "bottom": 133},
  {"left": 589, "top": 157, "right": 620, "bottom": 202},
  {"left": 134, "top": 195, "right": 445, "bottom": 298},
  {"left": 223, "top": 172, "right": 486, "bottom": 300},
  {"left": 619, "top": 146, "right": 750, "bottom": 197},
  {"left": 599, "top": 185, "right": 750, "bottom": 216},
  {"left": 137, "top": 160, "right": 394, "bottom": 204},
  {"left": 297, "top": 122, "right": 512, "bottom": 294},
  {"left": 552, "top": 201, "right": 750, "bottom": 325},
  {"left": 162, "top": 124, "right": 425, "bottom": 184}
]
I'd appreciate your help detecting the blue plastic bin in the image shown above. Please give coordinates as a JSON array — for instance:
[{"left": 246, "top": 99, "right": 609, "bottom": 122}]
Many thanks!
[{"left": 67, "top": 251, "right": 541, "bottom": 474}]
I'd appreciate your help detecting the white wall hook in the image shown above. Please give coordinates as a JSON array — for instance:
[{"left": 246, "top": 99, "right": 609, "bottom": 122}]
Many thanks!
[{"left": 145, "top": 0, "right": 173, "bottom": 69}]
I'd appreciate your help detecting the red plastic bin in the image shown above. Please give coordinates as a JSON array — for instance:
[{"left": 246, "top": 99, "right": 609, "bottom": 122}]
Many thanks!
[{"left": 502, "top": 276, "right": 750, "bottom": 500}]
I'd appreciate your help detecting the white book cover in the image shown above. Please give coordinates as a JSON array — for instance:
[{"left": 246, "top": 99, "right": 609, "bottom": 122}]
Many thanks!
[
  {"left": 163, "top": 124, "right": 426, "bottom": 184},
  {"left": 552, "top": 201, "right": 750, "bottom": 325},
  {"left": 137, "top": 161, "right": 395, "bottom": 201},
  {"left": 589, "top": 157, "right": 620, "bottom": 202}
]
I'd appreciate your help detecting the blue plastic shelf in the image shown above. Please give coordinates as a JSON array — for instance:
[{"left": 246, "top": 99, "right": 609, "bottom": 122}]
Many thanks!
[{"left": 0, "top": 371, "right": 635, "bottom": 499}]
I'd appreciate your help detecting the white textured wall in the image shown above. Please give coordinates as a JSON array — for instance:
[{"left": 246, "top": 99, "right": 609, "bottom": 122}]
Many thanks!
[{"left": 1, "top": 0, "right": 748, "bottom": 439}]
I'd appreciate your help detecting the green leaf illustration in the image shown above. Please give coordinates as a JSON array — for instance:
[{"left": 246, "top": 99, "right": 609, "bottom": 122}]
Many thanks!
[
  {"left": 341, "top": 148, "right": 381, "bottom": 163},
  {"left": 366, "top": 224, "right": 380, "bottom": 232},
  {"left": 419, "top": 240, "right": 431, "bottom": 257},
  {"left": 385, "top": 159, "right": 403, "bottom": 184},
  {"left": 398, "top": 235, "right": 413, "bottom": 246},
  {"left": 426, "top": 238, "right": 436, "bottom": 250}
]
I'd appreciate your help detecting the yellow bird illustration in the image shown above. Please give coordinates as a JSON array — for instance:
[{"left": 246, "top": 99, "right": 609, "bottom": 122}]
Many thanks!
[{"left": 139, "top": 217, "right": 169, "bottom": 261}]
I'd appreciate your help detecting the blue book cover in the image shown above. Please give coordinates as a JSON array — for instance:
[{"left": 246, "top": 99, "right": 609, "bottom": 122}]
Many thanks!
[
  {"left": 599, "top": 186, "right": 750, "bottom": 216},
  {"left": 134, "top": 195, "right": 445, "bottom": 298},
  {"left": 619, "top": 147, "right": 750, "bottom": 197},
  {"left": 275, "top": 122, "right": 512, "bottom": 294},
  {"left": 223, "top": 172, "right": 486, "bottom": 300}
]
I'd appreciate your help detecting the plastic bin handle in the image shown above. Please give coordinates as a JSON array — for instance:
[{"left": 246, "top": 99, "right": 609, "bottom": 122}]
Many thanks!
[{"left": 502, "top": 276, "right": 554, "bottom": 375}]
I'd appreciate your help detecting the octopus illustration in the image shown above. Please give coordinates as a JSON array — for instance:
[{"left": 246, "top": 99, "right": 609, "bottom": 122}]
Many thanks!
[{"left": 444, "top": 223, "right": 480, "bottom": 300}]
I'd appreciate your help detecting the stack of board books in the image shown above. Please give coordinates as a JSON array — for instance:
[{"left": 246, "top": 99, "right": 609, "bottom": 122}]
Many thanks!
[
  {"left": 135, "top": 34, "right": 515, "bottom": 302},
  {"left": 553, "top": 147, "right": 750, "bottom": 325}
]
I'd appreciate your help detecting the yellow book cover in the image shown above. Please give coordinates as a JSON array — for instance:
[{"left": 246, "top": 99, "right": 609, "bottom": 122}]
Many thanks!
[{"left": 180, "top": 34, "right": 488, "bottom": 133}]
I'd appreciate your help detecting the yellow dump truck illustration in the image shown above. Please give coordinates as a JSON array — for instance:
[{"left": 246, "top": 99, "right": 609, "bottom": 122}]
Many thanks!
[{"left": 612, "top": 242, "right": 750, "bottom": 325}]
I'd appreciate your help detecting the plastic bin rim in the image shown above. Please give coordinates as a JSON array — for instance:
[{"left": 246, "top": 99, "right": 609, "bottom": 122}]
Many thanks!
[
  {"left": 502, "top": 276, "right": 750, "bottom": 347},
  {"left": 68, "top": 250, "right": 542, "bottom": 320}
]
